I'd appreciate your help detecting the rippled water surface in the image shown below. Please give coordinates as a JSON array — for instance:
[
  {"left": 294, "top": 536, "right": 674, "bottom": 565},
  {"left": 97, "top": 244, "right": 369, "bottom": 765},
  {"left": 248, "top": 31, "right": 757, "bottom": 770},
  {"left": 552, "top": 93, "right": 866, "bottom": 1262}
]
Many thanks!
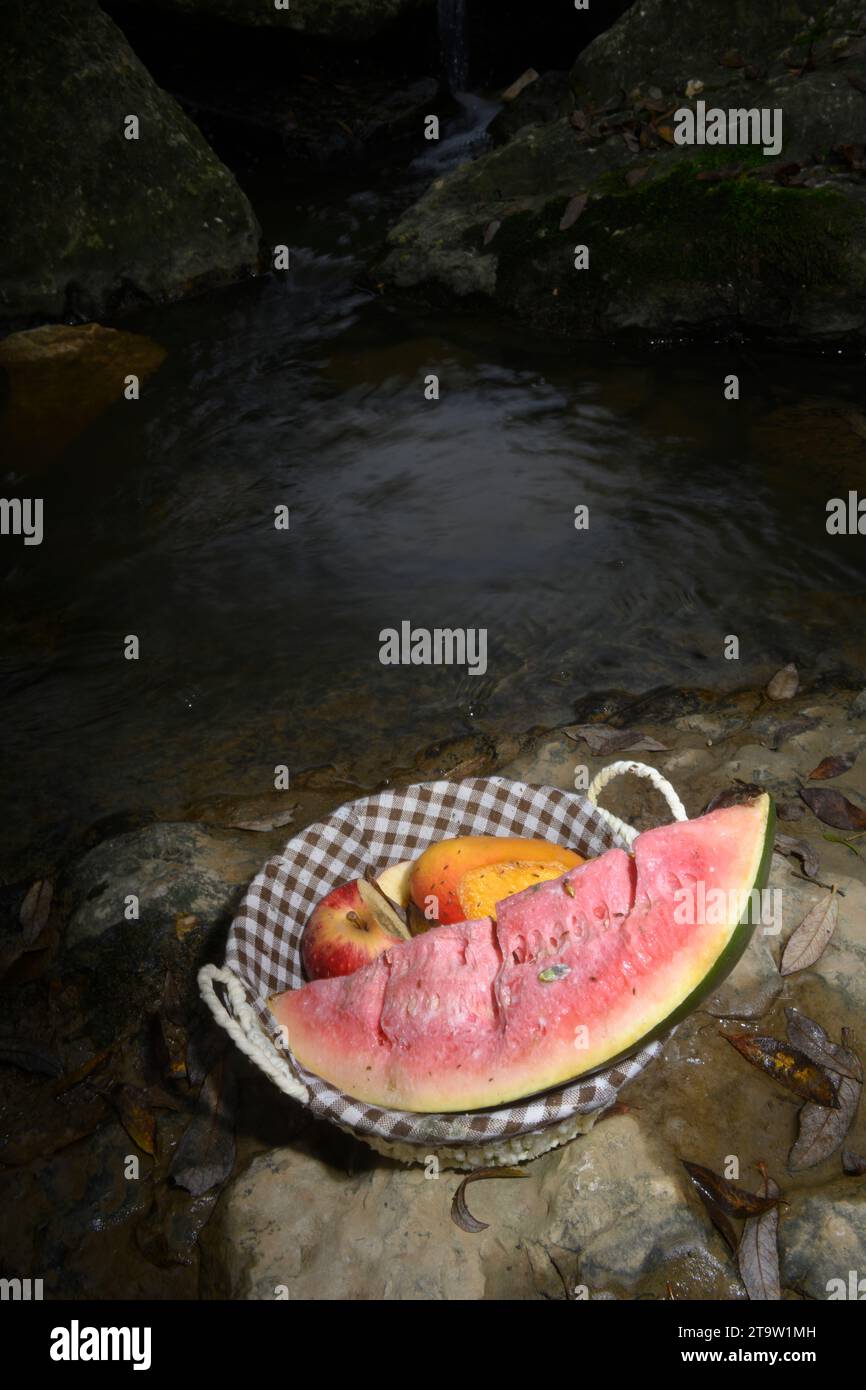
[{"left": 4, "top": 127, "right": 866, "bottom": 863}]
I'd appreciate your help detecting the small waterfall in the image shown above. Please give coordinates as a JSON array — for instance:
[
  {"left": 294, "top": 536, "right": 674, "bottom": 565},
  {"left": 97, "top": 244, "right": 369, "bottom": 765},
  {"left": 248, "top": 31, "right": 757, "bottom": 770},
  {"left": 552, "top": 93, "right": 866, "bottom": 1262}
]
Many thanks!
[{"left": 438, "top": 0, "right": 469, "bottom": 93}]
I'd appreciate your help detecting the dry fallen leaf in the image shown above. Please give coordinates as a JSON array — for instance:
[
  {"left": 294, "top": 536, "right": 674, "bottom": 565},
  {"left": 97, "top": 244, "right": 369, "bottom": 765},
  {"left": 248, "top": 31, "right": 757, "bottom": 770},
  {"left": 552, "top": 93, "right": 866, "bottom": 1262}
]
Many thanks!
[
  {"left": 174, "top": 913, "right": 199, "bottom": 941},
  {"left": 766, "top": 663, "right": 799, "bottom": 700},
  {"left": 501, "top": 68, "right": 539, "bottom": 102},
  {"left": 703, "top": 782, "right": 764, "bottom": 814},
  {"left": 19, "top": 879, "right": 53, "bottom": 944},
  {"left": 169, "top": 1054, "right": 237, "bottom": 1197},
  {"left": 226, "top": 808, "right": 297, "bottom": 833},
  {"left": 483, "top": 219, "right": 501, "bottom": 246},
  {"left": 705, "top": 976, "right": 783, "bottom": 1021},
  {"left": 785, "top": 1009, "right": 863, "bottom": 1082},
  {"left": 780, "top": 888, "right": 838, "bottom": 976},
  {"left": 559, "top": 193, "right": 588, "bottom": 231},
  {"left": 807, "top": 751, "right": 858, "bottom": 780},
  {"left": 800, "top": 786, "right": 866, "bottom": 832},
  {"left": 764, "top": 715, "right": 817, "bottom": 750},
  {"left": 563, "top": 724, "right": 667, "bottom": 755},
  {"left": 774, "top": 833, "right": 820, "bottom": 879},
  {"left": 739, "top": 1175, "right": 781, "bottom": 1300},
  {"left": 683, "top": 1161, "right": 781, "bottom": 1219},
  {"left": 451, "top": 1168, "right": 528, "bottom": 1234},
  {"left": 789, "top": 1038, "right": 862, "bottom": 1171},
  {"left": 111, "top": 1084, "right": 158, "bottom": 1156},
  {"left": 722, "top": 1033, "right": 839, "bottom": 1107}
]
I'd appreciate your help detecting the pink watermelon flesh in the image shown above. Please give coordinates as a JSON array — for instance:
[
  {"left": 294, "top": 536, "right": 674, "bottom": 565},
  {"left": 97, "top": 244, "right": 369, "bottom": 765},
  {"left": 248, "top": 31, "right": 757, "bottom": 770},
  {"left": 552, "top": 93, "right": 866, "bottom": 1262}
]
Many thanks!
[{"left": 270, "top": 795, "right": 773, "bottom": 1112}]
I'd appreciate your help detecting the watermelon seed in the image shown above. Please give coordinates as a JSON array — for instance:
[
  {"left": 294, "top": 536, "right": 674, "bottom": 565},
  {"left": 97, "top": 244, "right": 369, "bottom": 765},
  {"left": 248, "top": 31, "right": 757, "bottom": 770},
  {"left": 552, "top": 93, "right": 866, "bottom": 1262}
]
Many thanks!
[{"left": 563, "top": 882, "right": 575, "bottom": 897}]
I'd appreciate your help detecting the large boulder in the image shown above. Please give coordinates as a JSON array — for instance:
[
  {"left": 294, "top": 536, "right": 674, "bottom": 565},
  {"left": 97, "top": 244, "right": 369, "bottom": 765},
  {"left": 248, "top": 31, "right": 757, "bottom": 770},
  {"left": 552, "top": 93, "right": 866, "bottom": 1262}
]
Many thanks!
[
  {"left": 570, "top": 0, "right": 816, "bottom": 102},
  {"left": 0, "top": 0, "right": 262, "bottom": 325},
  {"left": 200, "top": 1114, "right": 740, "bottom": 1299},
  {"left": 379, "top": 0, "right": 866, "bottom": 344},
  {"left": 120, "top": 0, "right": 433, "bottom": 40}
]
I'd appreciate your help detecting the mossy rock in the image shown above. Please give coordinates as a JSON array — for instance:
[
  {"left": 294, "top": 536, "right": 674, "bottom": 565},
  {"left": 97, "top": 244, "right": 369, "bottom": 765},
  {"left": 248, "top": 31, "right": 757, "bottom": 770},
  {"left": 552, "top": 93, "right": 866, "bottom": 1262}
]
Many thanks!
[{"left": 0, "top": 0, "right": 262, "bottom": 325}]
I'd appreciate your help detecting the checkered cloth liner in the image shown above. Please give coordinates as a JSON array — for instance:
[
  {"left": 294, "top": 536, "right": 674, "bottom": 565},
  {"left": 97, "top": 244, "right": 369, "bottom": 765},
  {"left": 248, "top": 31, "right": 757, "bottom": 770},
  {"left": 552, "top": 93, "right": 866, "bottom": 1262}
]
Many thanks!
[{"left": 225, "top": 778, "right": 667, "bottom": 1147}]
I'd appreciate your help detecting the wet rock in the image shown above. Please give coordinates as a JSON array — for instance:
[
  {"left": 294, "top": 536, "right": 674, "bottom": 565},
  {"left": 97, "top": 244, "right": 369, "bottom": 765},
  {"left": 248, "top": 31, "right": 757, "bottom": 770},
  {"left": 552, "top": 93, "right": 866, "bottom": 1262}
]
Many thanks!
[
  {"left": 780, "top": 1181, "right": 866, "bottom": 1300},
  {"left": 0, "top": 1114, "right": 194, "bottom": 1297},
  {"left": 200, "top": 1112, "right": 736, "bottom": 1300},
  {"left": 542, "top": 1115, "right": 741, "bottom": 1297},
  {"left": 0, "top": 324, "right": 166, "bottom": 471},
  {"left": 61, "top": 821, "right": 268, "bottom": 1044},
  {"left": 379, "top": 0, "right": 866, "bottom": 344},
  {"left": 490, "top": 70, "right": 575, "bottom": 145},
  {"left": 122, "top": 0, "right": 433, "bottom": 40},
  {"left": 66, "top": 822, "right": 263, "bottom": 948},
  {"left": 569, "top": 0, "right": 816, "bottom": 104},
  {"left": 850, "top": 689, "right": 866, "bottom": 717},
  {"left": 0, "top": 0, "right": 261, "bottom": 326}
]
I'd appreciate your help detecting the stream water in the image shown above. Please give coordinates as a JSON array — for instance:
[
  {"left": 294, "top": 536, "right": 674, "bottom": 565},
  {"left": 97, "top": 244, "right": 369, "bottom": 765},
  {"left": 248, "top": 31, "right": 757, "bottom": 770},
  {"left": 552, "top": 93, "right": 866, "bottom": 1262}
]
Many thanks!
[
  {"left": 3, "top": 101, "right": 866, "bottom": 869},
  {"left": 438, "top": 0, "right": 469, "bottom": 93}
]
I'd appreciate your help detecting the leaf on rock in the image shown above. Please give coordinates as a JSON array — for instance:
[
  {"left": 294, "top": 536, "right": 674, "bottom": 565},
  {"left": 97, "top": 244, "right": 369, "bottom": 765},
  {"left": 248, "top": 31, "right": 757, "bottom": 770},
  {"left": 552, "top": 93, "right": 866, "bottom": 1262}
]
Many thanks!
[
  {"left": 703, "top": 782, "right": 764, "bottom": 814},
  {"left": 807, "top": 751, "right": 858, "bottom": 780},
  {"left": 483, "top": 220, "right": 501, "bottom": 246},
  {"left": 227, "top": 808, "right": 297, "bottom": 833},
  {"left": 774, "top": 833, "right": 820, "bottom": 879},
  {"left": 789, "top": 1066, "right": 862, "bottom": 1171},
  {"left": 111, "top": 1085, "right": 157, "bottom": 1156},
  {"left": 185, "top": 1019, "right": 227, "bottom": 1090},
  {"left": 656, "top": 124, "right": 675, "bottom": 144},
  {"left": 169, "top": 1054, "right": 237, "bottom": 1197},
  {"left": 765, "top": 663, "right": 799, "bottom": 700},
  {"left": 800, "top": 786, "right": 866, "bottom": 831},
  {"left": 563, "top": 724, "right": 667, "bottom": 754},
  {"left": 559, "top": 194, "right": 588, "bottom": 231},
  {"left": 739, "top": 1176, "right": 781, "bottom": 1301},
  {"left": 842, "top": 1149, "right": 866, "bottom": 1175},
  {"left": 451, "top": 1167, "right": 528, "bottom": 1234},
  {"left": 764, "top": 715, "right": 817, "bottom": 750},
  {"left": 52, "top": 1046, "right": 114, "bottom": 1097},
  {"left": 683, "top": 1161, "right": 781, "bottom": 1219},
  {"left": 19, "top": 879, "right": 53, "bottom": 944},
  {"left": 780, "top": 888, "right": 838, "bottom": 976},
  {"left": 785, "top": 1008, "right": 863, "bottom": 1082},
  {"left": 705, "top": 976, "right": 783, "bottom": 1021},
  {"left": 721, "top": 1033, "right": 839, "bottom": 1108}
]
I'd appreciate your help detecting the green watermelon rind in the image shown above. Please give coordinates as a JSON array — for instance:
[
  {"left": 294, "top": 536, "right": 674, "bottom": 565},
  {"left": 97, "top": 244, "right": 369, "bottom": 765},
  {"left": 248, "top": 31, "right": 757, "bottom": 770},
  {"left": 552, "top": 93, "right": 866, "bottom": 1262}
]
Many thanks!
[{"left": 572, "top": 794, "right": 777, "bottom": 1083}]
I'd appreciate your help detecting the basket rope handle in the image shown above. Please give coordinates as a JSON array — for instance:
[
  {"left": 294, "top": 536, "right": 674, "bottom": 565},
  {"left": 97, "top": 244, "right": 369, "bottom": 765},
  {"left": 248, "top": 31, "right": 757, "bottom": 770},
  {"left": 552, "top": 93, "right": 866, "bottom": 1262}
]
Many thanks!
[
  {"left": 586, "top": 760, "right": 688, "bottom": 849},
  {"left": 198, "top": 963, "right": 309, "bottom": 1104}
]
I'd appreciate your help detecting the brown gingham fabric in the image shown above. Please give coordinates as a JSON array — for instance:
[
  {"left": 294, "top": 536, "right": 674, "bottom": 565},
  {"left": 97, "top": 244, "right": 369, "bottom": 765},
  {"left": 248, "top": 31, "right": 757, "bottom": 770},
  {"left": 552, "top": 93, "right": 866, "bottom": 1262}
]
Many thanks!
[{"left": 225, "top": 778, "right": 667, "bottom": 1147}]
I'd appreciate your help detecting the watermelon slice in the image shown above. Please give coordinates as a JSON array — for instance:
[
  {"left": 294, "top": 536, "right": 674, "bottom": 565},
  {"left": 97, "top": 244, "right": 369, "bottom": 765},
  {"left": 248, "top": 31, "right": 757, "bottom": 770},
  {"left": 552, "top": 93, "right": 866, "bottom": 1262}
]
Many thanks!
[{"left": 270, "top": 795, "right": 775, "bottom": 1113}]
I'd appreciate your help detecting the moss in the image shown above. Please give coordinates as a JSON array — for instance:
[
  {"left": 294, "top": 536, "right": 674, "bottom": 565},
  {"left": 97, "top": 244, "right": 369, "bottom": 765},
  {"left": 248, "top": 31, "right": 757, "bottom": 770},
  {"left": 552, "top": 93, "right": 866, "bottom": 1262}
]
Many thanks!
[
  {"left": 596, "top": 165, "right": 860, "bottom": 287},
  {"left": 489, "top": 163, "right": 862, "bottom": 295}
]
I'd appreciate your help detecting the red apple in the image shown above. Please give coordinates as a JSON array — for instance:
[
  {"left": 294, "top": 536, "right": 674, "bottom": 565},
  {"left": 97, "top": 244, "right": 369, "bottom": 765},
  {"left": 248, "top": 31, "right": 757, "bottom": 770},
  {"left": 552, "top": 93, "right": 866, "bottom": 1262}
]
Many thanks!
[{"left": 301, "top": 878, "right": 410, "bottom": 981}]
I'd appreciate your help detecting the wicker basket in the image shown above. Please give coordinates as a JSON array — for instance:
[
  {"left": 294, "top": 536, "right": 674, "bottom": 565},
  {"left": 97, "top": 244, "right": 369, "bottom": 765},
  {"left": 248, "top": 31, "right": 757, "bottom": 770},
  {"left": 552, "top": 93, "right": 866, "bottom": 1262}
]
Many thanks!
[{"left": 199, "top": 761, "right": 687, "bottom": 1170}]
